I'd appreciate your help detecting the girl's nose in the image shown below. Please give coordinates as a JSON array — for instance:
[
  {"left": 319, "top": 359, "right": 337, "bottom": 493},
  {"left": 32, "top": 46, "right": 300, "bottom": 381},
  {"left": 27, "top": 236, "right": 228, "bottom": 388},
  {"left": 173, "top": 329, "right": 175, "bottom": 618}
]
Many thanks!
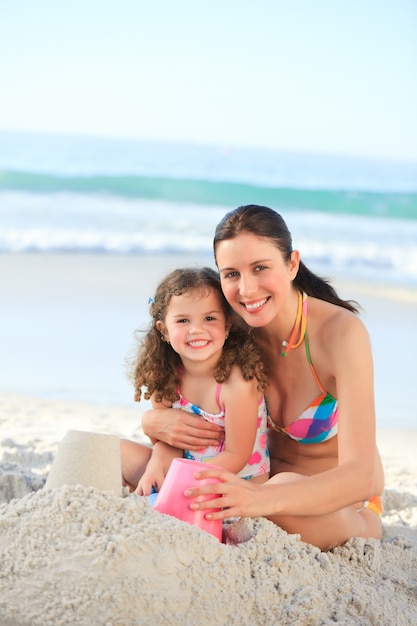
[{"left": 189, "top": 322, "right": 203, "bottom": 334}]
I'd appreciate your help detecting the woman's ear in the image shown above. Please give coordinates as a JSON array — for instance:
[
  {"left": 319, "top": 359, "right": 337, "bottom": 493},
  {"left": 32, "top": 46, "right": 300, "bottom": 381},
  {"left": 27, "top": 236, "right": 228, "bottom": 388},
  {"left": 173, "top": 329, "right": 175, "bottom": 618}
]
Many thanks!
[{"left": 289, "top": 250, "right": 300, "bottom": 280}]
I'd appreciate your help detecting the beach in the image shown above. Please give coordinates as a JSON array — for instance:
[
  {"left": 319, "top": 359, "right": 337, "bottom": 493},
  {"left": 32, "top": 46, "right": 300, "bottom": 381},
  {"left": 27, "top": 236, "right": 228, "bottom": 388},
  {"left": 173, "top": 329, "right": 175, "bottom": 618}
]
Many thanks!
[
  {"left": 0, "top": 393, "right": 416, "bottom": 625},
  {"left": 1, "top": 252, "right": 416, "bottom": 425},
  {"left": 0, "top": 251, "right": 416, "bottom": 624}
]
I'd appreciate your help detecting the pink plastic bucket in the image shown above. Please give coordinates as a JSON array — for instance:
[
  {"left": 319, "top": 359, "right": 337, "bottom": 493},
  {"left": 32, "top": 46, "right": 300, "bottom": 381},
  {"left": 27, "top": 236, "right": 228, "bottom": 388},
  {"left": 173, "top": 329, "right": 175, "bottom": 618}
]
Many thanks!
[{"left": 153, "top": 458, "right": 222, "bottom": 540}]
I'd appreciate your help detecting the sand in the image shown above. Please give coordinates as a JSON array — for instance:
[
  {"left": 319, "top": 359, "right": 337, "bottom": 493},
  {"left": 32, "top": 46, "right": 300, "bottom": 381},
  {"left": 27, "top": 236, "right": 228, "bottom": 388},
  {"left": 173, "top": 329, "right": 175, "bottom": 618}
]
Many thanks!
[
  {"left": 1, "top": 251, "right": 416, "bottom": 623},
  {"left": 0, "top": 393, "right": 416, "bottom": 625}
]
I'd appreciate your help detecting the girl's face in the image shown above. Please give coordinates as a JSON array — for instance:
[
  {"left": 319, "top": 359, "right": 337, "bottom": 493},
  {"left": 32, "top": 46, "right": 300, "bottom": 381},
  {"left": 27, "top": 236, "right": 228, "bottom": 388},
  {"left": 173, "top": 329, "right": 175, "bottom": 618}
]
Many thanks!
[
  {"left": 157, "top": 288, "right": 231, "bottom": 365},
  {"left": 215, "top": 232, "right": 299, "bottom": 328}
]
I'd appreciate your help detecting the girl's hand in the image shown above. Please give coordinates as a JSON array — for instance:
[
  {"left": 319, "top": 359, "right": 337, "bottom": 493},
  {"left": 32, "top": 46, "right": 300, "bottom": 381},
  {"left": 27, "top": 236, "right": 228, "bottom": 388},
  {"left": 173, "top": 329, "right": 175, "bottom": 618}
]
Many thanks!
[
  {"left": 135, "top": 442, "right": 181, "bottom": 496},
  {"left": 184, "top": 468, "right": 270, "bottom": 520},
  {"left": 142, "top": 408, "right": 225, "bottom": 450},
  {"left": 135, "top": 465, "right": 165, "bottom": 496}
]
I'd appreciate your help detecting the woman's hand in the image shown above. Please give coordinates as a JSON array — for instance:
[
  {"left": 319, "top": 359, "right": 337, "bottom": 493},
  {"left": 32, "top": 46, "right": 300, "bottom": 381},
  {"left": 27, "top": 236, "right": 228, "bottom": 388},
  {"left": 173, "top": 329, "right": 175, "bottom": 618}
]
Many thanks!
[
  {"left": 142, "top": 408, "right": 225, "bottom": 450},
  {"left": 184, "top": 468, "right": 271, "bottom": 521}
]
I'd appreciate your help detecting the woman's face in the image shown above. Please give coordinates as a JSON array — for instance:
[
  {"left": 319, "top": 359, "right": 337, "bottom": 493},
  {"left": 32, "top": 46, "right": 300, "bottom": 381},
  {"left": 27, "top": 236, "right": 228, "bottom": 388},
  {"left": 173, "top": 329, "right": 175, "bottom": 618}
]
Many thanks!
[{"left": 215, "top": 232, "right": 299, "bottom": 328}]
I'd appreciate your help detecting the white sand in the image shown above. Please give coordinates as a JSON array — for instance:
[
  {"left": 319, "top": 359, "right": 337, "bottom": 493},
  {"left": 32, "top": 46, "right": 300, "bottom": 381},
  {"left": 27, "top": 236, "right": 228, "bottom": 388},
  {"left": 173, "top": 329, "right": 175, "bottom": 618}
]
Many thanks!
[
  {"left": 1, "top": 251, "right": 416, "bottom": 623},
  {"left": 0, "top": 393, "right": 416, "bottom": 625}
]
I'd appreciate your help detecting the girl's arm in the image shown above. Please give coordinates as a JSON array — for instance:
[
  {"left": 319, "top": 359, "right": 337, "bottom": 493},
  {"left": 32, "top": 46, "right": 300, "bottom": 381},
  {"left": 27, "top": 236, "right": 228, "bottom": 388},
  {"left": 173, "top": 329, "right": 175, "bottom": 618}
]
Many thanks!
[
  {"left": 145, "top": 397, "right": 173, "bottom": 445},
  {"left": 135, "top": 394, "right": 182, "bottom": 494},
  {"left": 207, "top": 366, "right": 261, "bottom": 474},
  {"left": 136, "top": 441, "right": 182, "bottom": 495}
]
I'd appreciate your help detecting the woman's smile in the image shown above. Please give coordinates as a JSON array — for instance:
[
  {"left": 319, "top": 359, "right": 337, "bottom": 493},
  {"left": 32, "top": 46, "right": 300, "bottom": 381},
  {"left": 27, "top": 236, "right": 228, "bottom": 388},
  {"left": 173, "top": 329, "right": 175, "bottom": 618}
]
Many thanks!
[{"left": 241, "top": 297, "right": 270, "bottom": 313}]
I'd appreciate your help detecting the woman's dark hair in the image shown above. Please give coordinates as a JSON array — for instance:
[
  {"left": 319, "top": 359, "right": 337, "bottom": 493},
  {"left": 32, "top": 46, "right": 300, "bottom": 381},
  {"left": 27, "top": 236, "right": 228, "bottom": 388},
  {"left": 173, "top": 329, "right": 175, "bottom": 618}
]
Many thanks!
[
  {"left": 128, "top": 266, "right": 269, "bottom": 403},
  {"left": 213, "top": 205, "right": 359, "bottom": 313}
]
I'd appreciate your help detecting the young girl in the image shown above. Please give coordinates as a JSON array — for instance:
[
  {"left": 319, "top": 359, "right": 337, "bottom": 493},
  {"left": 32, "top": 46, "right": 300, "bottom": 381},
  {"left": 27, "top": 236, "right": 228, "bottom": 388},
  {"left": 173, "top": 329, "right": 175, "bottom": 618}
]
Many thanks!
[
  {"left": 121, "top": 266, "right": 270, "bottom": 496},
  {"left": 141, "top": 206, "right": 385, "bottom": 551}
]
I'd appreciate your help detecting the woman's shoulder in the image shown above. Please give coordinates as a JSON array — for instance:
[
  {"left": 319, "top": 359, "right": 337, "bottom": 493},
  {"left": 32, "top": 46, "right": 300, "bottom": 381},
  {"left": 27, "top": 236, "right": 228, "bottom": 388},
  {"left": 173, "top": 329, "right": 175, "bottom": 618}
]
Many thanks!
[
  {"left": 307, "top": 297, "right": 372, "bottom": 389},
  {"left": 310, "top": 295, "right": 362, "bottom": 327},
  {"left": 310, "top": 296, "right": 370, "bottom": 351}
]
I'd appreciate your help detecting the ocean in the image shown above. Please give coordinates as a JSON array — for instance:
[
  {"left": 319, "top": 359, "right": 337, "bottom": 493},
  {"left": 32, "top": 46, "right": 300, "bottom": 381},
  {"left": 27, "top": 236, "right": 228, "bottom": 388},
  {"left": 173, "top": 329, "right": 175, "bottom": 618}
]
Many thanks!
[
  {"left": 1, "top": 131, "right": 416, "bottom": 429},
  {"left": 1, "top": 131, "right": 417, "bottom": 288}
]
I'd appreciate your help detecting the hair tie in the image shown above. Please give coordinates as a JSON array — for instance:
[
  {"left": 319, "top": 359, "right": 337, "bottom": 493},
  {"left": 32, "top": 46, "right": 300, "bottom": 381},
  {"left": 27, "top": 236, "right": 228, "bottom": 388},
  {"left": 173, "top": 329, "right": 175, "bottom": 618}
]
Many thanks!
[{"left": 148, "top": 297, "right": 155, "bottom": 304}]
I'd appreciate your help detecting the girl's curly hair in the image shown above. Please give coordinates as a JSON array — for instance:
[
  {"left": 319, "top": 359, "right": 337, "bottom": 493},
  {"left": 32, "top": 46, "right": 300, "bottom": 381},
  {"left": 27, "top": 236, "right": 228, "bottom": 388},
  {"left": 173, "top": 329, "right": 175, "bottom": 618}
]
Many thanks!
[{"left": 127, "top": 267, "right": 268, "bottom": 403}]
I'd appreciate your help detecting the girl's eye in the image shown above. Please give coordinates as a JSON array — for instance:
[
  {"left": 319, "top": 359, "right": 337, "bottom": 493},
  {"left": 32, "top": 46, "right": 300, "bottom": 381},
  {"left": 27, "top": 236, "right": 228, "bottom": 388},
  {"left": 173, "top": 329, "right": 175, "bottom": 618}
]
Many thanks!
[
  {"left": 205, "top": 316, "right": 216, "bottom": 322},
  {"left": 177, "top": 318, "right": 189, "bottom": 324},
  {"left": 255, "top": 265, "right": 267, "bottom": 272}
]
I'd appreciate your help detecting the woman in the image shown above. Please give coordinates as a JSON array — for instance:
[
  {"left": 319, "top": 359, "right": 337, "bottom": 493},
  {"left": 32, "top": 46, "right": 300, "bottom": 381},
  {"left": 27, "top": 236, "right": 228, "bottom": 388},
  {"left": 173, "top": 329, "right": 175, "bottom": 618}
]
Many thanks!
[{"left": 140, "top": 205, "right": 384, "bottom": 550}]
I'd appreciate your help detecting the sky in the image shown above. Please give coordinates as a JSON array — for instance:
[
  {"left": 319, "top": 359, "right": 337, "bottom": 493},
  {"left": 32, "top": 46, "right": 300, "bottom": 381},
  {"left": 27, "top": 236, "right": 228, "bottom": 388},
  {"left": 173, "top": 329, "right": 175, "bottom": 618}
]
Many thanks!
[{"left": 1, "top": 0, "right": 417, "bottom": 163}]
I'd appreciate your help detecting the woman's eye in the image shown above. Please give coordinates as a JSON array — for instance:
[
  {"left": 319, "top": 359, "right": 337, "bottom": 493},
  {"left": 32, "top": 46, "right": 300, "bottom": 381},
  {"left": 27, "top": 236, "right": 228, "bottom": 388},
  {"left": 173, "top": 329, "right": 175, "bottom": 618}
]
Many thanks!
[
  {"left": 255, "top": 265, "right": 267, "bottom": 272},
  {"left": 223, "top": 271, "right": 238, "bottom": 279}
]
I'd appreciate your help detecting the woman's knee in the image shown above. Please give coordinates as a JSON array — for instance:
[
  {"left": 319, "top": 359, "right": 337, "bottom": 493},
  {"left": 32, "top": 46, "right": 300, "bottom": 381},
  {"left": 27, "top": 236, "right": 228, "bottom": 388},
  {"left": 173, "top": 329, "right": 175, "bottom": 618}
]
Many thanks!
[
  {"left": 267, "top": 471, "right": 306, "bottom": 486},
  {"left": 266, "top": 505, "right": 382, "bottom": 551}
]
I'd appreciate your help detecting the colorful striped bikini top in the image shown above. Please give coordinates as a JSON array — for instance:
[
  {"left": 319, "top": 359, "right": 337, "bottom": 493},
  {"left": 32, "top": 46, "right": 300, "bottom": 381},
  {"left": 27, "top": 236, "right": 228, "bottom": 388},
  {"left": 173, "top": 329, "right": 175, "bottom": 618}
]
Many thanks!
[{"left": 267, "top": 296, "right": 339, "bottom": 444}]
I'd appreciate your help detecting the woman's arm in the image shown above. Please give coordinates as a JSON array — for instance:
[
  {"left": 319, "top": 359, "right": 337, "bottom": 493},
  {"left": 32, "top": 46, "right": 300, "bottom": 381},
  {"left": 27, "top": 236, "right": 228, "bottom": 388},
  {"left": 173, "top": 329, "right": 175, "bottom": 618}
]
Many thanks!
[
  {"left": 142, "top": 407, "right": 225, "bottom": 450},
  {"left": 184, "top": 315, "right": 382, "bottom": 519},
  {"left": 275, "top": 312, "right": 380, "bottom": 515}
]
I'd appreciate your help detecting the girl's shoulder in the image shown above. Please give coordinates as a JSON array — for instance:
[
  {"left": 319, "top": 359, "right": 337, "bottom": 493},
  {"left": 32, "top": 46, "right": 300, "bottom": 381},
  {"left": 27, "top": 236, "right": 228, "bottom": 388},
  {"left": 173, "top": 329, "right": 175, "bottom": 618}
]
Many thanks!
[
  {"left": 223, "top": 363, "right": 259, "bottom": 388},
  {"left": 220, "top": 365, "right": 263, "bottom": 408}
]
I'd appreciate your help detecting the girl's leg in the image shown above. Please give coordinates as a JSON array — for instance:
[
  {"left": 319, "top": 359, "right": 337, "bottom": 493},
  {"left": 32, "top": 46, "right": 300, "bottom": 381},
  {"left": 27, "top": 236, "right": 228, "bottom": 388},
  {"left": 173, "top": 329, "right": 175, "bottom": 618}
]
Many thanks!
[
  {"left": 120, "top": 439, "right": 152, "bottom": 491},
  {"left": 266, "top": 472, "right": 382, "bottom": 551}
]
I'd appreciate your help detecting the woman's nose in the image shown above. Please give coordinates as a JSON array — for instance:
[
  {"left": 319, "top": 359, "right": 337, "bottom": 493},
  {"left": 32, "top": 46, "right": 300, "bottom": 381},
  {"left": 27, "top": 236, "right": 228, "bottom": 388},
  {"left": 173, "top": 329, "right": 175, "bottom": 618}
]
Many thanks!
[{"left": 239, "top": 274, "right": 257, "bottom": 297}]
